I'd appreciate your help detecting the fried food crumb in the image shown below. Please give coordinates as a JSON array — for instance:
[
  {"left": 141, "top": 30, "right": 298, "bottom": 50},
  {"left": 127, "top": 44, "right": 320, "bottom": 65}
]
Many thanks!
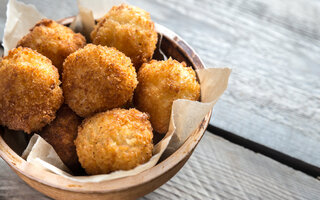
[
  {"left": 62, "top": 44, "right": 138, "bottom": 117},
  {"left": 91, "top": 4, "right": 157, "bottom": 69},
  {"left": 75, "top": 108, "right": 153, "bottom": 175},
  {"left": 17, "top": 19, "right": 86, "bottom": 73},
  {"left": 134, "top": 58, "right": 200, "bottom": 133},
  {"left": 40, "top": 105, "right": 83, "bottom": 173},
  {"left": 0, "top": 47, "right": 63, "bottom": 133}
]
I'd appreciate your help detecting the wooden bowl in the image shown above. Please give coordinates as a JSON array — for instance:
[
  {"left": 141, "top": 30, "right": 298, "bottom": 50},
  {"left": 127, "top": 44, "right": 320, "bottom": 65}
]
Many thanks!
[{"left": 0, "top": 17, "right": 211, "bottom": 200}]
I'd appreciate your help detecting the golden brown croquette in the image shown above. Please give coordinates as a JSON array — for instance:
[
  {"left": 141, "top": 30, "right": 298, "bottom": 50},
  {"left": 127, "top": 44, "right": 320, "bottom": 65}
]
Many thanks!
[
  {"left": 91, "top": 4, "right": 157, "bottom": 69},
  {"left": 134, "top": 58, "right": 200, "bottom": 134},
  {"left": 62, "top": 44, "right": 138, "bottom": 117},
  {"left": 17, "top": 19, "right": 86, "bottom": 73},
  {"left": 0, "top": 47, "right": 63, "bottom": 133},
  {"left": 40, "top": 105, "right": 83, "bottom": 173},
  {"left": 75, "top": 108, "right": 153, "bottom": 175}
]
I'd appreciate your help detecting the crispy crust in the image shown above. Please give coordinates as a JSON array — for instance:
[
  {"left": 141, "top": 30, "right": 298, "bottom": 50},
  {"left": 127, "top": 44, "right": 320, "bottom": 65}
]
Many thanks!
[
  {"left": 134, "top": 58, "right": 200, "bottom": 134},
  {"left": 91, "top": 4, "right": 157, "bottom": 69},
  {"left": 17, "top": 19, "right": 86, "bottom": 73},
  {"left": 0, "top": 47, "right": 63, "bottom": 133},
  {"left": 62, "top": 44, "right": 138, "bottom": 117},
  {"left": 75, "top": 108, "right": 153, "bottom": 175},
  {"left": 40, "top": 105, "right": 83, "bottom": 173}
]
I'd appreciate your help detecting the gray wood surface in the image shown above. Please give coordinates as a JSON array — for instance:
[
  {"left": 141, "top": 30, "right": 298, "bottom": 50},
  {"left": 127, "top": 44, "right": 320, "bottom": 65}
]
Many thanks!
[
  {"left": 131, "top": 0, "right": 320, "bottom": 168},
  {"left": 1, "top": 132, "right": 320, "bottom": 200},
  {"left": 0, "top": 0, "right": 319, "bottom": 168},
  {"left": 0, "top": 0, "right": 320, "bottom": 199}
]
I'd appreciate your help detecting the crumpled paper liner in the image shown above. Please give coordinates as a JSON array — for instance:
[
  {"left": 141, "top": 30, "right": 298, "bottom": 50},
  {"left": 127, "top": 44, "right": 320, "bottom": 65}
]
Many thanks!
[
  {"left": 2, "top": 0, "right": 231, "bottom": 183},
  {"left": 2, "top": 0, "right": 44, "bottom": 56},
  {"left": 21, "top": 134, "right": 71, "bottom": 173},
  {"left": 70, "top": 0, "right": 126, "bottom": 40}
]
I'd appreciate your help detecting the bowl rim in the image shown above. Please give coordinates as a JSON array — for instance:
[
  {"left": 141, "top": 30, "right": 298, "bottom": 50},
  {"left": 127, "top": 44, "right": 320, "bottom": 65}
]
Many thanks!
[{"left": 0, "top": 17, "right": 211, "bottom": 193}]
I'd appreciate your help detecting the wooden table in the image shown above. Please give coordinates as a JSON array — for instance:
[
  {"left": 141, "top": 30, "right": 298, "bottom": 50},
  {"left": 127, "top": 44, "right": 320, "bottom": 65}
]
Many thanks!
[
  {"left": 1, "top": 0, "right": 320, "bottom": 199},
  {"left": 1, "top": 132, "right": 320, "bottom": 200}
]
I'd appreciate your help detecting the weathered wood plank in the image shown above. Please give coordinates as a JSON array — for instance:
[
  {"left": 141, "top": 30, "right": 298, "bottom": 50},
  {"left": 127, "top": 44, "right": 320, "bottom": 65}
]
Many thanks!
[
  {"left": 130, "top": 0, "right": 320, "bottom": 168},
  {"left": 1, "top": 0, "right": 320, "bottom": 199},
  {"left": 3, "top": 0, "right": 318, "bottom": 168},
  {"left": 0, "top": 0, "right": 319, "bottom": 169},
  {"left": 0, "top": 160, "right": 50, "bottom": 200},
  {"left": 143, "top": 133, "right": 320, "bottom": 200},
  {"left": 1, "top": 132, "right": 319, "bottom": 199}
]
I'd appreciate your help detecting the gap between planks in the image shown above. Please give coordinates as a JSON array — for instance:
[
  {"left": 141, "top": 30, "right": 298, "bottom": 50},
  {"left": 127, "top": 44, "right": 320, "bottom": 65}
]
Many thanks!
[{"left": 208, "top": 125, "right": 320, "bottom": 178}]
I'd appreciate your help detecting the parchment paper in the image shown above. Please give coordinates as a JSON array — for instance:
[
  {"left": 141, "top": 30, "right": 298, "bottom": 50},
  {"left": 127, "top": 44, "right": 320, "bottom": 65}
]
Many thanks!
[
  {"left": 2, "top": 0, "right": 231, "bottom": 183},
  {"left": 21, "top": 134, "right": 71, "bottom": 173},
  {"left": 2, "top": 0, "right": 44, "bottom": 56},
  {"left": 70, "top": 0, "right": 126, "bottom": 40}
]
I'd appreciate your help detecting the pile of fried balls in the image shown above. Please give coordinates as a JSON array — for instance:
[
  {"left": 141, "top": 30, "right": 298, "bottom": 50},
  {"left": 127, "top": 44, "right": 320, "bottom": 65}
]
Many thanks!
[{"left": 0, "top": 4, "right": 200, "bottom": 175}]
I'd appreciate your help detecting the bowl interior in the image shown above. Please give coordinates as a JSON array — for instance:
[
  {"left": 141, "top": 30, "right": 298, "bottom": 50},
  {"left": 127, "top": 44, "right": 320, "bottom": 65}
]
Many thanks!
[{"left": 0, "top": 18, "right": 210, "bottom": 196}]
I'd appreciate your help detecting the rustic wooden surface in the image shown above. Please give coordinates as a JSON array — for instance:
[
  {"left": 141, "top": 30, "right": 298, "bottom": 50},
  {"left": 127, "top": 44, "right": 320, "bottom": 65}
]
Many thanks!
[
  {"left": 1, "top": 0, "right": 320, "bottom": 199},
  {"left": 1, "top": 132, "right": 320, "bottom": 200},
  {"left": 131, "top": 0, "right": 320, "bottom": 168},
  {"left": 0, "top": 0, "right": 319, "bottom": 168}
]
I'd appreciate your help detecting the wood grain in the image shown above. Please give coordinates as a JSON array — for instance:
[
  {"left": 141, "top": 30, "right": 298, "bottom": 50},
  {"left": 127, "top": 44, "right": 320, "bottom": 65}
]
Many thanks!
[
  {"left": 1, "top": 132, "right": 319, "bottom": 200},
  {"left": 0, "top": 0, "right": 319, "bottom": 198},
  {"left": 143, "top": 133, "right": 320, "bottom": 200},
  {"left": 0, "top": 0, "right": 319, "bottom": 167},
  {"left": 129, "top": 0, "right": 320, "bottom": 168}
]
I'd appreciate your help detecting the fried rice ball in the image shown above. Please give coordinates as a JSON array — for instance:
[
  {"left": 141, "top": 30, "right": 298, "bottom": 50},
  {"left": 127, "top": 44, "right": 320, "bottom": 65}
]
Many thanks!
[
  {"left": 91, "top": 4, "right": 158, "bottom": 69},
  {"left": 62, "top": 44, "right": 138, "bottom": 117},
  {"left": 17, "top": 19, "right": 86, "bottom": 73},
  {"left": 0, "top": 47, "right": 63, "bottom": 133},
  {"left": 134, "top": 58, "right": 200, "bottom": 134},
  {"left": 40, "top": 105, "right": 83, "bottom": 173},
  {"left": 75, "top": 108, "right": 153, "bottom": 175}
]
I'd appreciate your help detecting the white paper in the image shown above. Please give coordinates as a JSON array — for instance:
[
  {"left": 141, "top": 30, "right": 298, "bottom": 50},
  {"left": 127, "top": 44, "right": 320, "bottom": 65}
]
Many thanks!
[
  {"left": 70, "top": 0, "right": 125, "bottom": 40},
  {"left": 77, "top": 0, "right": 126, "bottom": 19},
  {"left": 22, "top": 134, "right": 71, "bottom": 173},
  {"left": 2, "top": 0, "right": 44, "bottom": 56},
  {"left": 167, "top": 68, "right": 231, "bottom": 153}
]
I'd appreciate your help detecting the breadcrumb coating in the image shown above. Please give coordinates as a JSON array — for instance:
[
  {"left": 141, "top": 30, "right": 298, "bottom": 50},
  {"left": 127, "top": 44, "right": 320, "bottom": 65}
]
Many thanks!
[
  {"left": 0, "top": 47, "right": 63, "bottom": 133},
  {"left": 40, "top": 105, "right": 83, "bottom": 173},
  {"left": 17, "top": 19, "right": 86, "bottom": 73},
  {"left": 75, "top": 108, "right": 153, "bottom": 175},
  {"left": 91, "top": 4, "right": 157, "bottom": 69},
  {"left": 134, "top": 58, "right": 200, "bottom": 134},
  {"left": 62, "top": 44, "right": 138, "bottom": 117}
]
